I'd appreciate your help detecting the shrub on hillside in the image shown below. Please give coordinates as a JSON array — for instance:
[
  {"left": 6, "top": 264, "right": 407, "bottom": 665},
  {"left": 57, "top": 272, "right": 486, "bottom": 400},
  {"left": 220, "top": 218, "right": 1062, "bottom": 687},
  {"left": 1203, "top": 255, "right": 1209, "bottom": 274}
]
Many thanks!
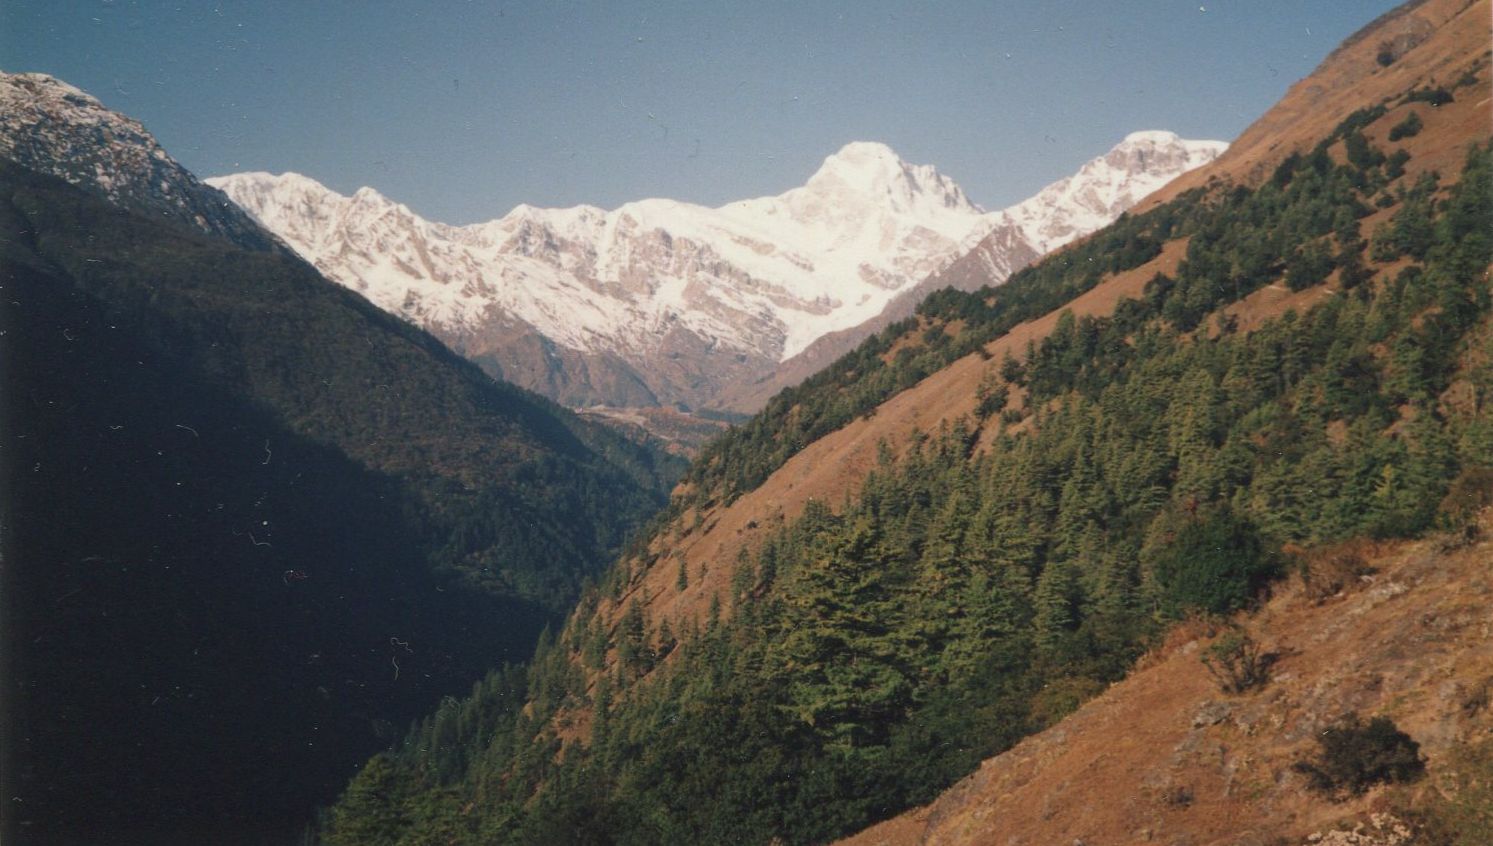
[
  {"left": 1293, "top": 712, "right": 1424, "bottom": 799},
  {"left": 1298, "top": 542, "right": 1377, "bottom": 603},
  {"left": 1437, "top": 467, "right": 1493, "bottom": 538},
  {"left": 1388, "top": 111, "right": 1423, "bottom": 142},
  {"left": 1201, "top": 627, "right": 1274, "bottom": 694},
  {"left": 1151, "top": 510, "right": 1280, "bottom": 618},
  {"left": 1405, "top": 86, "right": 1453, "bottom": 107}
]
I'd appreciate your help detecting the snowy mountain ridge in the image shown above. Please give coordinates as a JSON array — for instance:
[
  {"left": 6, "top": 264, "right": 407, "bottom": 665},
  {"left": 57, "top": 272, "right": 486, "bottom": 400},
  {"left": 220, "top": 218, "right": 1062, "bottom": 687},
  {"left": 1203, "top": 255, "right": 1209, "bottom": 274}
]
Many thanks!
[
  {"left": 0, "top": 71, "right": 278, "bottom": 251},
  {"left": 211, "top": 141, "right": 997, "bottom": 363},
  {"left": 211, "top": 133, "right": 1223, "bottom": 410},
  {"left": 999, "top": 130, "right": 1226, "bottom": 253}
]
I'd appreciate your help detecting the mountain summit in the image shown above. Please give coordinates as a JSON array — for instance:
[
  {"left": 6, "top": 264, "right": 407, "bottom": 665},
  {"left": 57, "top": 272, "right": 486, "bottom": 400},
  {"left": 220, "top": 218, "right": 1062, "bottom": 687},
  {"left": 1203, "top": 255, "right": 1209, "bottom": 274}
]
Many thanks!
[
  {"left": 715, "top": 130, "right": 1227, "bottom": 411},
  {"left": 999, "top": 130, "right": 1227, "bottom": 252},
  {"left": 210, "top": 133, "right": 1223, "bottom": 413},
  {"left": 799, "top": 141, "right": 981, "bottom": 216},
  {"left": 0, "top": 71, "right": 278, "bottom": 251}
]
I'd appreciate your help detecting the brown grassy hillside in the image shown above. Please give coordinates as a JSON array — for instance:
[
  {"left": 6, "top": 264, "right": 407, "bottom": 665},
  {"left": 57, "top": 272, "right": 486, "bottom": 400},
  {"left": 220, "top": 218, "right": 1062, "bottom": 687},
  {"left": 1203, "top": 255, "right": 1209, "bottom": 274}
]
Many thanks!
[{"left": 1138, "top": 0, "right": 1489, "bottom": 211}]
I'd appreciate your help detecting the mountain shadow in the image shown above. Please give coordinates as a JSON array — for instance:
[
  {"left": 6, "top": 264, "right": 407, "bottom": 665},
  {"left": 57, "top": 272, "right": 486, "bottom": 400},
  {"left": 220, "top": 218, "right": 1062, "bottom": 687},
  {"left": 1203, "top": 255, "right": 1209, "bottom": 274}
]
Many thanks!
[{"left": 0, "top": 159, "right": 681, "bottom": 845}]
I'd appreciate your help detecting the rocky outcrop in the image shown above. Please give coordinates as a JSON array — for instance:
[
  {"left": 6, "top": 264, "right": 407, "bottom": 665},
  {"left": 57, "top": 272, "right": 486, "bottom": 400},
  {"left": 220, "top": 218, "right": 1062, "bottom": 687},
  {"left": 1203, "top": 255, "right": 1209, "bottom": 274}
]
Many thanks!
[{"left": 0, "top": 71, "right": 279, "bottom": 252}]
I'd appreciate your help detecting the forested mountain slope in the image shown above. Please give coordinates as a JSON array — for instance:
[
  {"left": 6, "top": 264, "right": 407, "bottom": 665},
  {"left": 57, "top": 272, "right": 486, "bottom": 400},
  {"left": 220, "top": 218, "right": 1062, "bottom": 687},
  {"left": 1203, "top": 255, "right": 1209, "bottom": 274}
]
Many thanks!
[
  {"left": 319, "top": 0, "right": 1491, "bottom": 843},
  {"left": 0, "top": 157, "right": 680, "bottom": 844},
  {"left": 839, "top": 510, "right": 1493, "bottom": 846}
]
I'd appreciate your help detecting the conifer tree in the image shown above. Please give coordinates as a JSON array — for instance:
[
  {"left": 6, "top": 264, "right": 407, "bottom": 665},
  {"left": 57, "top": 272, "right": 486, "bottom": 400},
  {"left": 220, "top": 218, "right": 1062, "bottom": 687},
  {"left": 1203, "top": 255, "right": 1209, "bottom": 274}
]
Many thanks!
[
  {"left": 325, "top": 755, "right": 409, "bottom": 846},
  {"left": 770, "top": 515, "right": 912, "bottom": 750}
]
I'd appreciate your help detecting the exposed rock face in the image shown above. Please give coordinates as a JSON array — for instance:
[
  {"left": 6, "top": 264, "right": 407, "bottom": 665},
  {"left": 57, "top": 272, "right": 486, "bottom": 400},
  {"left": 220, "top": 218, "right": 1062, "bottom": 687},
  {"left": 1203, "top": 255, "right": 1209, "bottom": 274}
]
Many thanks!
[
  {"left": 210, "top": 134, "right": 1222, "bottom": 413},
  {"left": 0, "top": 71, "right": 279, "bottom": 252}
]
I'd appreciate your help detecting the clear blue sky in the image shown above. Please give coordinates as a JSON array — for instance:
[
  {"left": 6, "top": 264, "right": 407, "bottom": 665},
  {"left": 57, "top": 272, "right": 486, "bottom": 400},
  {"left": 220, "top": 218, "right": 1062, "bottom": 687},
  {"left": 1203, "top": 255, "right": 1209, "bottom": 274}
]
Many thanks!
[{"left": 5, "top": 1, "right": 1401, "bottom": 224}]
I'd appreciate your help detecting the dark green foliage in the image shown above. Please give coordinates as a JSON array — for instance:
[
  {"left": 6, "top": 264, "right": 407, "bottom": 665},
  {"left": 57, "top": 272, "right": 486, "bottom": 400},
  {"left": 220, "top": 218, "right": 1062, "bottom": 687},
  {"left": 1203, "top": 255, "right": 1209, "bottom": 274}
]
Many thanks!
[
  {"left": 616, "top": 600, "right": 653, "bottom": 679},
  {"left": 1344, "top": 129, "right": 1386, "bottom": 171},
  {"left": 0, "top": 160, "right": 678, "bottom": 841},
  {"left": 395, "top": 664, "right": 531, "bottom": 786},
  {"left": 1332, "top": 106, "right": 1389, "bottom": 141},
  {"left": 1152, "top": 511, "right": 1278, "bottom": 617},
  {"left": 1286, "top": 241, "right": 1336, "bottom": 291},
  {"left": 328, "top": 144, "right": 1493, "bottom": 846},
  {"left": 1392, "top": 198, "right": 1436, "bottom": 260},
  {"left": 324, "top": 756, "right": 411, "bottom": 846},
  {"left": 1388, "top": 111, "right": 1423, "bottom": 141},
  {"left": 1337, "top": 242, "right": 1370, "bottom": 289},
  {"left": 1000, "top": 350, "right": 1027, "bottom": 385},
  {"left": 1292, "top": 713, "right": 1425, "bottom": 798},
  {"left": 768, "top": 515, "right": 915, "bottom": 750},
  {"left": 1405, "top": 86, "right": 1454, "bottom": 107},
  {"left": 1386, "top": 148, "right": 1411, "bottom": 180},
  {"left": 975, "top": 370, "right": 1010, "bottom": 419},
  {"left": 1373, "top": 172, "right": 1440, "bottom": 262}
]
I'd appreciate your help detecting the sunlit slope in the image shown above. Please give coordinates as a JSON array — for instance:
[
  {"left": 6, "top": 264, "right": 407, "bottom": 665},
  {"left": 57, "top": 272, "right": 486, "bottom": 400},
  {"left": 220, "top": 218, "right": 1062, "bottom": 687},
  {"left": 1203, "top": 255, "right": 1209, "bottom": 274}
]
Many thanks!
[{"left": 317, "top": 1, "right": 1491, "bottom": 843}]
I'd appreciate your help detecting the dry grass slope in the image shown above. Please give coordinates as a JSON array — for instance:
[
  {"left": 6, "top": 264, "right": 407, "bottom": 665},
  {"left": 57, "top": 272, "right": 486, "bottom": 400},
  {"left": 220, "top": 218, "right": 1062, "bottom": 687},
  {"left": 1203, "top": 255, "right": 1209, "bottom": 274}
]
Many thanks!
[{"left": 1137, "top": 0, "right": 1489, "bottom": 211}]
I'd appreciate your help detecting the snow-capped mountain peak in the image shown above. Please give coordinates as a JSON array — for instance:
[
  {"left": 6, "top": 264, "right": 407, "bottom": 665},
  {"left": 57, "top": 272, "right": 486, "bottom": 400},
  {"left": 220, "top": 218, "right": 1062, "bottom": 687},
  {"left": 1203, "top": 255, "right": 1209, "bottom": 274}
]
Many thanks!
[
  {"left": 209, "top": 132, "right": 1223, "bottom": 412},
  {"left": 999, "top": 130, "right": 1227, "bottom": 253},
  {"left": 1122, "top": 129, "right": 1184, "bottom": 144},
  {"left": 0, "top": 70, "right": 277, "bottom": 251},
  {"left": 807, "top": 141, "right": 921, "bottom": 195},
  {"left": 800, "top": 141, "right": 983, "bottom": 218},
  {"left": 352, "top": 185, "right": 396, "bottom": 206}
]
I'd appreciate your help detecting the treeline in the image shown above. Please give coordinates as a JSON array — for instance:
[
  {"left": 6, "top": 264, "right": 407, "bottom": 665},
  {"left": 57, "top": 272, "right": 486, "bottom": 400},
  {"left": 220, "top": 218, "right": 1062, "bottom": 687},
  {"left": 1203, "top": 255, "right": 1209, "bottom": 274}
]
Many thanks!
[
  {"left": 669, "top": 95, "right": 1467, "bottom": 522},
  {"left": 320, "top": 124, "right": 1492, "bottom": 844},
  {"left": 670, "top": 184, "right": 1203, "bottom": 517}
]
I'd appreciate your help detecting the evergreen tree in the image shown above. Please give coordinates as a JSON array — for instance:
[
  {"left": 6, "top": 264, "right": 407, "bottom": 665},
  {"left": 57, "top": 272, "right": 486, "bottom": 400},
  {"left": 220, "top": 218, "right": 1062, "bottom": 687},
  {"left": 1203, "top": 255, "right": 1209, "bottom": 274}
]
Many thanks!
[
  {"left": 1032, "top": 554, "right": 1085, "bottom": 666},
  {"left": 1150, "top": 510, "right": 1277, "bottom": 617},
  {"left": 325, "top": 755, "right": 409, "bottom": 846},
  {"left": 769, "top": 516, "right": 913, "bottom": 750}
]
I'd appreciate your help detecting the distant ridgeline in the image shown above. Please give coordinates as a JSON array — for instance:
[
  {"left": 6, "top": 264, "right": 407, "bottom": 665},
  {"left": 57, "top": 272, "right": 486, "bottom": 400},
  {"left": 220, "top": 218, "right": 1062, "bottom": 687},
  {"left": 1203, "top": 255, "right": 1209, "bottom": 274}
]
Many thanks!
[
  {"left": 321, "top": 91, "right": 1492, "bottom": 844},
  {"left": 0, "top": 159, "right": 682, "bottom": 843}
]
